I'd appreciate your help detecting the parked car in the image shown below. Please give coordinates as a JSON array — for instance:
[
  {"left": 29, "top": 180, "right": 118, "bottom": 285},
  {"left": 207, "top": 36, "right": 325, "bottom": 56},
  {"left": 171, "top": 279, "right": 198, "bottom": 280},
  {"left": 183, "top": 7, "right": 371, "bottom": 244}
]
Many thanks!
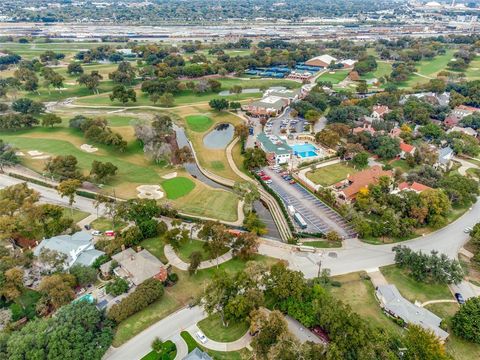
[
  {"left": 455, "top": 292, "right": 465, "bottom": 304},
  {"left": 196, "top": 331, "right": 208, "bottom": 344},
  {"left": 289, "top": 179, "right": 296, "bottom": 184},
  {"left": 265, "top": 180, "right": 273, "bottom": 184},
  {"left": 104, "top": 230, "right": 115, "bottom": 237},
  {"left": 261, "top": 176, "right": 271, "bottom": 181},
  {"left": 91, "top": 230, "right": 102, "bottom": 236},
  {"left": 257, "top": 170, "right": 265, "bottom": 177},
  {"left": 464, "top": 227, "right": 473, "bottom": 234},
  {"left": 84, "top": 224, "right": 91, "bottom": 230}
]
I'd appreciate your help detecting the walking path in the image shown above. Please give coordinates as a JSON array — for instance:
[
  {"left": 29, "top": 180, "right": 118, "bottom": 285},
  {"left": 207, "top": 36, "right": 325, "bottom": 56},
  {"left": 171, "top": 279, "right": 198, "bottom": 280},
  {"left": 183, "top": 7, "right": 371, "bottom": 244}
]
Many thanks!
[
  {"left": 420, "top": 299, "right": 457, "bottom": 307},
  {"left": 76, "top": 213, "right": 97, "bottom": 229},
  {"left": 186, "top": 324, "right": 252, "bottom": 352},
  {"left": 164, "top": 244, "right": 233, "bottom": 271}
]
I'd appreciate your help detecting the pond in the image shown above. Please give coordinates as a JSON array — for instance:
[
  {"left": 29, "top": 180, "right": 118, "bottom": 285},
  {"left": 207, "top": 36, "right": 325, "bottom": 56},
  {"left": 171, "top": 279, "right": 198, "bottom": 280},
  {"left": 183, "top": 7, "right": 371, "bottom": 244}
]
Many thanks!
[{"left": 203, "top": 123, "right": 234, "bottom": 149}]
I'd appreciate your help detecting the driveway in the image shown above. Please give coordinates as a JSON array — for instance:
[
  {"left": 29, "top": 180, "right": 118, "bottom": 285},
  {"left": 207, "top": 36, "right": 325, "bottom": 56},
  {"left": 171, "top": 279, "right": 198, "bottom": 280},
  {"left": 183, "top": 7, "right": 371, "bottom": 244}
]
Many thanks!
[
  {"left": 449, "top": 280, "right": 480, "bottom": 301},
  {"left": 103, "top": 306, "right": 205, "bottom": 360},
  {"left": 263, "top": 168, "right": 354, "bottom": 238}
]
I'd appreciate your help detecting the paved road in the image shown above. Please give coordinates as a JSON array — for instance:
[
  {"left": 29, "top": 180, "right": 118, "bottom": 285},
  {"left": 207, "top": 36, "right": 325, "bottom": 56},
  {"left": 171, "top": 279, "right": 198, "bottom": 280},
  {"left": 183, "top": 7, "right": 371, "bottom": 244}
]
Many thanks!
[
  {"left": 0, "top": 174, "right": 104, "bottom": 215},
  {"left": 259, "top": 198, "right": 480, "bottom": 278},
  {"left": 103, "top": 306, "right": 205, "bottom": 360}
]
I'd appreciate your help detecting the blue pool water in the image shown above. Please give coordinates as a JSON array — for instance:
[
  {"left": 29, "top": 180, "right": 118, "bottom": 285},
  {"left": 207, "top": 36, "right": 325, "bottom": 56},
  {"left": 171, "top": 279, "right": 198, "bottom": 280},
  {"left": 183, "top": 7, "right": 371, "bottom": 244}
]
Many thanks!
[
  {"left": 292, "top": 144, "right": 318, "bottom": 158},
  {"left": 73, "top": 293, "right": 94, "bottom": 304}
]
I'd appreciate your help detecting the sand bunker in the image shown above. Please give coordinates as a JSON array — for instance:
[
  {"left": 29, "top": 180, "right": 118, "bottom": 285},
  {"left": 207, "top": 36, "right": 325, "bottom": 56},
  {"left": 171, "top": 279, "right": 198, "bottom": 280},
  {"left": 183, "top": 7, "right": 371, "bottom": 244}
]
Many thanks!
[
  {"left": 31, "top": 155, "right": 51, "bottom": 160},
  {"left": 80, "top": 144, "right": 98, "bottom": 153},
  {"left": 28, "top": 150, "right": 43, "bottom": 157},
  {"left": 136, "top": 185, "right": 164, "bottom": 200},
  {"left": 15, "top": 151, "right": 25, "bottom": 157},
  {"left": 162, "top": 172, "right": 177, "bottom": 180}
]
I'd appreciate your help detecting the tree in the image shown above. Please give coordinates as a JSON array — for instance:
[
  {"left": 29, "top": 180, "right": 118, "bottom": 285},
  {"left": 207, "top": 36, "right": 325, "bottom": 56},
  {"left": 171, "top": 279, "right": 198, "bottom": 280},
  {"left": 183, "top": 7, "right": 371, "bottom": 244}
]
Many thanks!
[
  {"left": 45, "top": 155, "right": 82, "bottom": 180},
  {"left": 174, "top": 146, "right": 194, "bottom": 164},
  {"left": 188, "top": 251, "right": 202, "bottom": 275},
  {"left": 67, "top": 62, "right": 84, "bottom": 76},
  {"left": 109, "top": 61, "right": 136, "bottom": 85},
  {"left": 373, "top": 136, "right": 400, "bottom": 159},
  {"left": 90, "top": 160, "right": 118, "bottom": 183},
  {"left": 402, "top": 325, "right": 450, "bottom": 360},
  {"left": 159, "top": 92, "right": 174, "bottom": 107},
  {"left": 37, "top": 248, "right": 67, "bottom": 273},
  {"left": 110, "top": 84, "right": 136, "bottom": 104},
  {"left": 57, "top": 179, "right": 82, "bottom": 216},
  {"left": 209, "top": 98, "right": 229, "bottom": 111},
  {"left": 234, "top": 123, "right": 249, "bottom": 141},
  {"left": 243, "top": 212, "right": 267, "bottom": 236},
  {"left": 0, "top": 140, "right": 19, "bottom": 172},
  {"left": 232, "top": 232, "right": 258, "bottom": 260},
  {"left": 41, "top": 113, "right": 62, "bottom": 127},
  {"left": 1, "top": 267, "right": 24, "bottom": 301},
  {"left": 230, "top": 101, "right": 241, "bottom": 110},
  {"left": 351, "top": 151, "right": 369, "bottom": 168},
  {"left": 11, "top": 98, "right": 45, "bottom": 115},
  {"left": 200, "top": 222, "right": 232, "bottom": 268},
  {"left": 5, "top": 302, "right": 113, "bottom": 360},
  {"left": 37, "top": 274, "right": 76, "bottom": 313},
  {"left": 452, "top": 297, "right": 480, "bottom": 343},
  {"left": 315, "top": 129, "right": 339, "bottom": 148},
  {"left": 356, "top": 81, "right": 368, "bottom": 94},
  {"left": 105, "top": 277, "right": 129, "bottom": 296},
  {"left": 243, "top": 147, "right": 267, "bottom": 169},
  {"left": 69, "top": 265, "right": 97, "bottom": 287},
  {"left": 78, "top": 71, "right": 103, "bottom": 94},
  {"left": 250, "top": 309, "right": 289, "bottom": 358}
]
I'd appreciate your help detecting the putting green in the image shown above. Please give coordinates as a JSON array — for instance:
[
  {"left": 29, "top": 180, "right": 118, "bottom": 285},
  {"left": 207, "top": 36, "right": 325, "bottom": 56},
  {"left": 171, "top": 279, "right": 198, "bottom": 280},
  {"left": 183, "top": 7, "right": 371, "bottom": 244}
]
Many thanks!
[
  {"left": 185, "top": 115, "right": 213, "bottom": 132},
  {"left": 162, "top": 177, "right": 196, "bottom": 199}
]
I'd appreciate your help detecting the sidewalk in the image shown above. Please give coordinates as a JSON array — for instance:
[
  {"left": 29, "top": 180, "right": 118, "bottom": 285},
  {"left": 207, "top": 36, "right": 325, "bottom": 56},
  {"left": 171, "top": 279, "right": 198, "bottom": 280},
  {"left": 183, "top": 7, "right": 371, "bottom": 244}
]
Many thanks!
[
  {"left": 186, "top": 324, "right": 251, "bottom": 352},
  {"left": 164, "top": 244, "right": 233, "bottom": 271}
]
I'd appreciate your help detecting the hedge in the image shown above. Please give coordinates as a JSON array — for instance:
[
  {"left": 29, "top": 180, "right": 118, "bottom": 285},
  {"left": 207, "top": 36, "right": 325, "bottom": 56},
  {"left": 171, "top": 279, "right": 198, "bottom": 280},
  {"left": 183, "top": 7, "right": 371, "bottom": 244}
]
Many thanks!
[{"left": 107, "top": 278, "right": 164, "bottom": 323}]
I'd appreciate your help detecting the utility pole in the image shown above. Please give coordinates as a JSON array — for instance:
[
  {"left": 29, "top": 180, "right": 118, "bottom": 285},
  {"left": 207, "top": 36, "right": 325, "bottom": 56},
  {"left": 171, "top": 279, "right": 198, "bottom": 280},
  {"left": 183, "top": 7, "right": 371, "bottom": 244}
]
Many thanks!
[{"left": 317, "top": 259, "right": 322, "bottom": 278}]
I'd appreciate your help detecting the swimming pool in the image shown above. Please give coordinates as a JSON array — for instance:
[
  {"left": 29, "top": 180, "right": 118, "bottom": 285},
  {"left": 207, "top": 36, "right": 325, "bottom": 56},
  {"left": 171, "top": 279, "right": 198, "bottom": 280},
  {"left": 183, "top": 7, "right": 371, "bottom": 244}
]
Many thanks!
[
  {"left": 291, "top": 143, "right": 318, "bottom": 158},
  {"left": 73, "top": 293, "right": 94, "bottom": 304}
]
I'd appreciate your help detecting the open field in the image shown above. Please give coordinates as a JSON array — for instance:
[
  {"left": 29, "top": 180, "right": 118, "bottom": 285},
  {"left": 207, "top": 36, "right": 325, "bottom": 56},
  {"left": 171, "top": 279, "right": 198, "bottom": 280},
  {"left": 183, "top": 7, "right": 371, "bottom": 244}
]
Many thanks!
[
  {"left": 360, "top": 61, "right": 392, "bottom": 81},
  {"left": 162, "top": 177, "right": 196, "bottom": 199},
  {"left": 185, "top": 115, "right": 213, "bottom": 132},
  {"left": 306, "top": 162, "right": 357, "bottom": 186},
  {"left": 316, "top": 70, "right": 349, "bottom": 84},
  {"left": 465, "top": 56, "right": 480, "bottom": 81}
]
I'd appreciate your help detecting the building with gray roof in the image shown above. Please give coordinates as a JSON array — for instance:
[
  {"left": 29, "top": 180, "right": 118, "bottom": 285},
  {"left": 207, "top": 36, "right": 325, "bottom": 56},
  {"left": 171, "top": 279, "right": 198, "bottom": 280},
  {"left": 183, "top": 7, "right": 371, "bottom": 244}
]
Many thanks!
[
  {"left": 182, "top": 348, "right": 212, "bottom": 360},
  {"left": 33, "top": 231, "right": 104, "bottom": 269},
  {"left": 435, "top": 146, "right": 454, "bottom": 171},
  {"left": 256, "top": 132, "right": 292, "bottom": 165},
  {"left": 375, "top": 284, "right": 449, "bottom": 341}
]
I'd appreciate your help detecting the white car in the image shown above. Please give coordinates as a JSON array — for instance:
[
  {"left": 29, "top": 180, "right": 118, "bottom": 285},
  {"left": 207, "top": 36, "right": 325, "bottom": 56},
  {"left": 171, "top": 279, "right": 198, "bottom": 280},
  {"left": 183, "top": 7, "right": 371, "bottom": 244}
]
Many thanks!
[
  {"left": 265, "top": 180, "right": 273, "bottom": 184},
  {"left": 464, "top": 227, "right": 473, "bottom": 234},
  {"left": 91, "top": 230, "right": 102, "bottom": 236},
  {"left": 196, "top": 330, "right": 208, "bottom": 344}
]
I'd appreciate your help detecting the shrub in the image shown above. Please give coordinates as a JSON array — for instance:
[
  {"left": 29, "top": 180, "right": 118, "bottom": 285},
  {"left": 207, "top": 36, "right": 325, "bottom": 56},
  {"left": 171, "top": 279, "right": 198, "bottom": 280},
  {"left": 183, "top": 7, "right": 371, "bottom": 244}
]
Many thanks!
[
  {"left": 105, "top": 277, "right": 129, "bottom": 296},
  {"left": 107, "top": 278, "right": 164, "bottom": 323}
]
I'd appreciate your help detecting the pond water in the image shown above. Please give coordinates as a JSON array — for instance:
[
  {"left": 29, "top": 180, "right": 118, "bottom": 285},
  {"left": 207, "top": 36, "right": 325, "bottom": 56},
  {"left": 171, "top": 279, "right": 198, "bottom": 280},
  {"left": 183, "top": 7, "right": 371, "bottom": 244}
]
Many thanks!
[{"left": 203, "top": 123, "right": 234, "bottom": 149}]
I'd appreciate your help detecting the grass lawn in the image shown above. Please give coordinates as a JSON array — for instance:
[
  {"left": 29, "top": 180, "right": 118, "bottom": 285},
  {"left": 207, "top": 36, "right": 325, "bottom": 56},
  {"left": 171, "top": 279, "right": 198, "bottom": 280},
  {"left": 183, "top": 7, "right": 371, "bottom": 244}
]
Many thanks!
[
  {"left": 329, "top": 272, "right": 403, "bottom": 336},
  {"left": 197, "top": 313, "right": 249, "bottom": 342},
  {"left": 113, "top": 255, "right": 279, "bottom": 346},
  {"left": 63, "top": 208, "right": 90, "bottom": 223},
  {"left": 360, "top": 61, "right": 392, "bottom": 81},
  {"left": 140, "top": 340, "right": 176, "bottom": 360},
  {"left": 389, "top": 159, "right": 413, "bottom": 172},
  {"left": 465, "top": 56, "right": 480, "bottom": 81},
  {"left": 316, "top": 70, "right": 349, "bottom": 84},
  {"left": 186, "top": 115, "right": 214, "bottom": 132},
  {"left": 302, "top": 240, "right": 342, "bottom": 248},
  {"left": 90, "top": 217, "right": 127, "bottom": 232},
  {"left": 381, "top": 265, "right": 453, "bottom": 303},
  {"left": 162, "top": 177, "right": 196, "bottom": 200},
  {"left": 306, "top": 162, "right": 357, "bottom": 186},
  {"left": 175, "top": 239, "right": 227, "bottom": 263},
  {"left": 180, "top": 331, "right": 247, "bottom": 360},
  {"left": 140, "top": 236, "right": 168, "bottom": 264}
]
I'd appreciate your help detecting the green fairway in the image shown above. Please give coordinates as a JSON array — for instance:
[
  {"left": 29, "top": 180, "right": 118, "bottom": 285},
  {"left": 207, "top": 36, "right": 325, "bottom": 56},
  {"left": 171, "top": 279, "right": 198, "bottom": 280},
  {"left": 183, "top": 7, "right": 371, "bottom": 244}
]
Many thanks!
[
  {"left": 306, "top": 162, "right": 357, "bottom": 186},
  {"left": 415, "top": 50, "right": 455, "bottom": 77},
  {"left": 162, "top": 177, "right": 196, "bottom": 199},
  {"left": 465, "top": 56, "right": 480, "bottom": 81},
  {"left": 360, "top": 61, "right": 392, "bottom": 81},
  {"left": 186, "top": 115, "right": 213, "bottom": 132},
  {"left": 316, "top": 70, "right": 349, "bottom": 84}
]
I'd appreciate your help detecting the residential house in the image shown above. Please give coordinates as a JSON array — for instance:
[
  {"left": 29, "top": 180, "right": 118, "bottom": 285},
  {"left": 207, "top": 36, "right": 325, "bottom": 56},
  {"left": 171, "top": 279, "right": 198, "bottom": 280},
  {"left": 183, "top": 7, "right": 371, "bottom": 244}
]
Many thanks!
[
  {"left": 101, "top": 247, "right": 167, "bottom": 286},
  {"left": 371, "top": 105, "right": 390, "bottom": 119},
  {"left": 435, "top": 146, "right": 454, "bottom": 171},
  {"left": 242, "top": 88, "right": 301, "bottom": 118},
  {"left": 394, "top": 181, "right": 432, "bottom": 194},
  {"left": 400, "top": 92, "right": 450, "bottom": 107},
  {"left": 375, "top": 284, "right": 449, "bottom": 342},
  {"left": 333, "top": 165, "right": 393, "bottom": 203},
  {"left": 305, "top": 54, "right": 337, "bottom": 68},
  {"left": 353, "top": 124, "right": 376, "bottom": 135},
  {"left": 33, "top": 231, "right": 105, "bottom": 269},
  {"left": 389, "top": 127, "right": 402, "bottom": 139},
  {"left": 447, "top": 126, "right": 478, "bottom": 137},
  {"left": 341, "top": 59, "right": 357, "bottom": 69},
  {"left": 452, "top": 105, "right": 480, "bottom": 118},
  {"left": 183, "top": 348, "right": 213, "bottom": 360},
  {"left": 399, "top": 141, "right": 416, "bottom": 159},
  {"left": 256, "top": 132, "right": 292, "bottom": 165},
  {"left": 443, "top": 115, "right": 461, "bottom": 128}
]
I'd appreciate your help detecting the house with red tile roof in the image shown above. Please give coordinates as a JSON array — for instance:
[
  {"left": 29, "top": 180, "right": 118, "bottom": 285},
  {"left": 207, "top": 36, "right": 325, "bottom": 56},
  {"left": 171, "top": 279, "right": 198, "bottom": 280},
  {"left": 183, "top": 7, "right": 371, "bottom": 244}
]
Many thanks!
[
  {"left": 389, "top": 127, "right": 402, "bottom": 139},
  {"left": 394, "top": 181, "right": 432, "bottom": 194},
  {"left": 452, "top": 105, "right": 480, "bottom": 118},
  {"left": 399, "top": 141, "right": 416, "bottom": 159},
  {"left": 444, "top": 115, "right": 461, "bottom": 128},
  {"left": 333, "top": 165, "right": 393, "bottom": 203},
  {"left": 353, "top": 124, "right": 376, "bottom": 135},
  {"left": 372, "top": 105, "right": 390, "bottom": 119}
]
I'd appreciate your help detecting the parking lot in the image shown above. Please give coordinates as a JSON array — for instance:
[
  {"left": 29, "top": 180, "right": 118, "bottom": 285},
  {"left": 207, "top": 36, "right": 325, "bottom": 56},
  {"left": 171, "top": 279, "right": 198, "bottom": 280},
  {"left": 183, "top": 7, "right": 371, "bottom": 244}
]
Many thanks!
[
  {"left": 262, "top": 168, "right": 356, "bottom": 238},
  {"left": 264, "top": 108, "right": 308, "bottom": 136}
]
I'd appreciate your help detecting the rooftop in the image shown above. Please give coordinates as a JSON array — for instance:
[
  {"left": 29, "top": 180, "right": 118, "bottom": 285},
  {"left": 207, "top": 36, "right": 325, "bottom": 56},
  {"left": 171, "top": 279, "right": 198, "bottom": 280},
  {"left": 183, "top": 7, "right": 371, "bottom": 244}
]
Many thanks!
[
  {"left": 400, "top": 142, "right": 415, "bottom": 153},
  {"left": 257, "top": 132, "right": 292, "bottom": 155},
  {"left": 398, "top": 181, "right": 432, "bottom": 193},
  {"left": 249, "top": 96, "right": 287, "bottom": 111},
  {"left": 376, "top": 284, "right": 449, "bottom": 341},
  {"left": 335, "top": 165, "right": 392, "bottom": 200},
  {"left": 183, "top": 348, "right": 213, "bottom": 360}
]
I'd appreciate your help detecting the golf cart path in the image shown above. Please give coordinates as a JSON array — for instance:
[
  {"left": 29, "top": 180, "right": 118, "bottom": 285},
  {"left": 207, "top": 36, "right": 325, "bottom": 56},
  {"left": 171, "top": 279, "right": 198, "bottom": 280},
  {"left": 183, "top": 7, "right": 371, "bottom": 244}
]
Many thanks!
[
  {"left": 186, "top": 324, "right": 252, "bottom": 352},
  {"left": 164, "top": 244, "right": 233, "bottom": 271}
]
